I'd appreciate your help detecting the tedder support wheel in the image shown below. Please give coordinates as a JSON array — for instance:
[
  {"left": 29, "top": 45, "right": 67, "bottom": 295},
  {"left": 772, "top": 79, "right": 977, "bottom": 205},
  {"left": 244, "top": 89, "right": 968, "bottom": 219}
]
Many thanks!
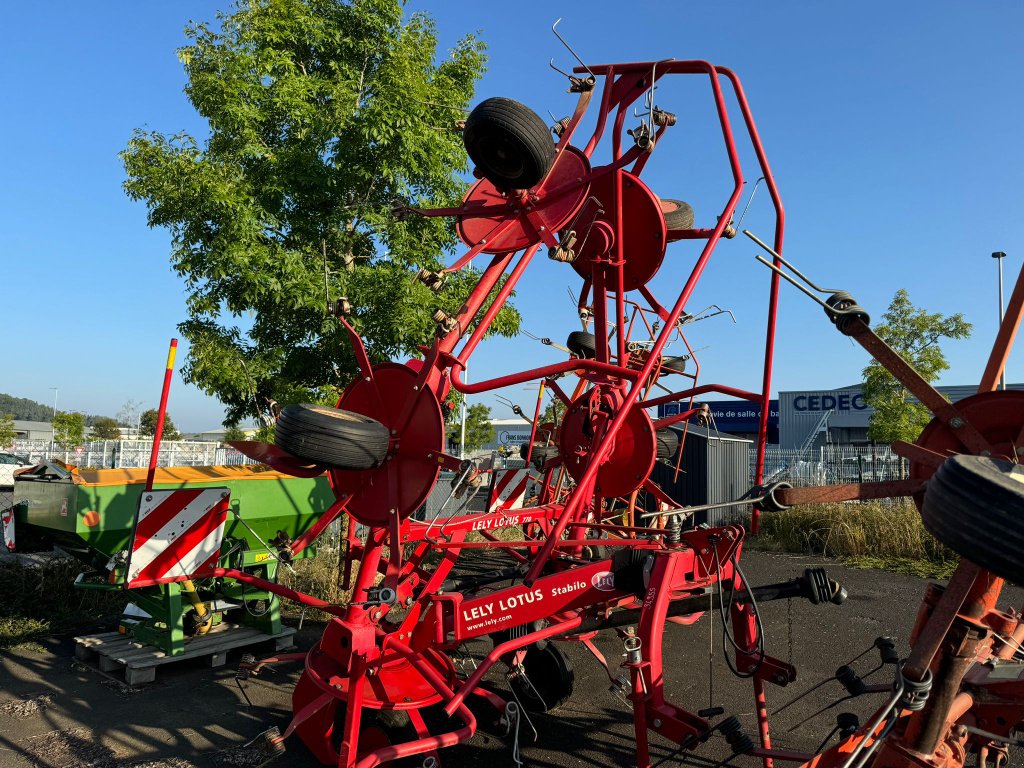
[
  {"left": 567, "top": 331, "right": 597, "bottom": 359},
  {"left": 921, "top": 454, "right": 1024, "bottom": 585},
  {"left": 656, "top": 428, "right": 680, "bottom": 460},
  {"left": 530, "top": 445, "right": 559, "bottom": 470},
  {"left": 508, "top": 641, "right": 575, "bottom": 713},
  {"left": 275, "top": 404, "right": 390, "bottom": 470},
  {"left": 661, "top": 355, "right": 688, "bottom": 375},
  {"left": 463, "top": 97, "right": 556, "bottom": 190},
  {"left": 660, "top": 198, "right": 695, "bottom": 230}
]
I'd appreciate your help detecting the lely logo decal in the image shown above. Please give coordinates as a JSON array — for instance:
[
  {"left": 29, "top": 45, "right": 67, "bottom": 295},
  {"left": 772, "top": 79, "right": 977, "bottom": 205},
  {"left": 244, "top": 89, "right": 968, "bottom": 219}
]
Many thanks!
[{"left": 592, "top": 571, "right": 616, "bottom": 591}]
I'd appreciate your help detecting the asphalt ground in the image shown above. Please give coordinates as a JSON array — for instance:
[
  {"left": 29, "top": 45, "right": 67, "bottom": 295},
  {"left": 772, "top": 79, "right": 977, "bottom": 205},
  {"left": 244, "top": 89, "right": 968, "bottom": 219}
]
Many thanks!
[{"left": 1, "top": 551, "right": 1022, "bottom": 768}]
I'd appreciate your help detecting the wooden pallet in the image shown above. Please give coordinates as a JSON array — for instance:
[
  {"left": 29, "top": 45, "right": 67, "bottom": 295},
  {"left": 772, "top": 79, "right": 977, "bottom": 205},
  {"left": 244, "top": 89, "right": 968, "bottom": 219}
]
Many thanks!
[{"left": 73, "top": 623, "right": 297, "bottom": 686}]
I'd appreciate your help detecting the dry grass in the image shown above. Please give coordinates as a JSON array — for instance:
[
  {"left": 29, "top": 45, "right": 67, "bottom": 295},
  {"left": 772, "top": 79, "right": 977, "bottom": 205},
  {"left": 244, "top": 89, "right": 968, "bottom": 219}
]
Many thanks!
[
  {"left": 0, "top": 560, "right": 126, "bottom": 649},
  {"left": 755, "top": 500, "right": 959, "bottom": 578}
]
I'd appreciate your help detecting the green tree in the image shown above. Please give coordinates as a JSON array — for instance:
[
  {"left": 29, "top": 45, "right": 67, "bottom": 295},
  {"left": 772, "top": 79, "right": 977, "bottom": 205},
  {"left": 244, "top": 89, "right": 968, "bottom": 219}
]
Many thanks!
[
  {"left": 122, "top": 0, "right": 519, "bottom": 425},
  {"left": 862, "top": 289, "right": 972, "bottom": 444},
  {"left": 52, "top": 412, "right": 86, "bottom": 448},
  {"left": 139, "top": 409, "right": 183, "bottom": 441},
  {"left": 222, "top": 424, "right": 247, "bottom": 441},
  {"left": 0, "top": 413, "right": 15, "bottom": 448},
  {"left": 91, "top": 416, "right": 122, "bottom": 440},
  {"left": 447, "top": 402, "right": 494, "bottom": 454}
]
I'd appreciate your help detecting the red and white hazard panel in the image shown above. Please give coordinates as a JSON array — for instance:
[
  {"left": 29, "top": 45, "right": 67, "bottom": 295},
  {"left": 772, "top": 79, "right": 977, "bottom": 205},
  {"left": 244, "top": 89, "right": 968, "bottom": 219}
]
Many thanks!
[
  {"left": 1, "top": 506, "right": 15, "bottom": 551},
  {"left": 487, "top": 468, "right": 532, "bottom": 513},
  {"left": 126, "top": 488, "right": 230, "bottom": 588}
]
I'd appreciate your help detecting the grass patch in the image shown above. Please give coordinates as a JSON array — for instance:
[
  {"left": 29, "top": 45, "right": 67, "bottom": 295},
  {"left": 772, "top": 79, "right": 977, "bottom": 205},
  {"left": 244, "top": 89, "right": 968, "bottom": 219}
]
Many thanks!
[
  {"left": 0, "top": 560, "right": 126, "bottom": 648},
  {"left": 0, "top": 616, "right": 50, "bottom": 650},
  {"left": 755, "top": 500, "right": 958, "bottom": 577}
]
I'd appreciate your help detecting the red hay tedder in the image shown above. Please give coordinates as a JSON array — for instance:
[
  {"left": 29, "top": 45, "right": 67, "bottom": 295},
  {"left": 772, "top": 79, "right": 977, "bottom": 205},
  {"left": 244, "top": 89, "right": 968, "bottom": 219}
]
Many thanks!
[{"left": 193, "top": 41, "right": 1024, "bottom": 768}]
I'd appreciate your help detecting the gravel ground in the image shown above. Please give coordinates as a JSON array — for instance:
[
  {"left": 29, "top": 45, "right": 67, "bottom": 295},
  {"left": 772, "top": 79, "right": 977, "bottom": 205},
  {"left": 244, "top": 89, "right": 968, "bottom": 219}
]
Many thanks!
[{"left": 1, "top": 551, "right": 1021, "bottom": 768}]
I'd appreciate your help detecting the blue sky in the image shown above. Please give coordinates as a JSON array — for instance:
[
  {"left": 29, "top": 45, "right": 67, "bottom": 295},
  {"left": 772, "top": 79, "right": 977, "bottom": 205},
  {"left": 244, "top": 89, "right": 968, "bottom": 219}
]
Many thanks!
[{"left": 2, "top": 1, "right": 1022, "bottom": 431}]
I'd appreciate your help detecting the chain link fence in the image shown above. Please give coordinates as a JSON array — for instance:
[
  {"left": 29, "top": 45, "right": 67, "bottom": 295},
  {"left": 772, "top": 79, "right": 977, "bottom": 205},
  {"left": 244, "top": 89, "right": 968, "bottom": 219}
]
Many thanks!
[
  {"left": 7, "top": 439, "right": 257, "bottom": 470},
  {"left": 754, "top": 445, "right": 908, "bottom": 488}
]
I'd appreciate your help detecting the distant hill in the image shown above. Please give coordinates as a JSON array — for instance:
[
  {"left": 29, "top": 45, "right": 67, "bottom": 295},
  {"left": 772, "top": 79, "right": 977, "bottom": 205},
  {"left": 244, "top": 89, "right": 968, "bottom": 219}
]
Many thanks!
[
  {"left": 0, "top": 393, "right": 115, "bottom": 425},
  {"left": 0, "top": 394, "right": 53, "bottom": 421}
]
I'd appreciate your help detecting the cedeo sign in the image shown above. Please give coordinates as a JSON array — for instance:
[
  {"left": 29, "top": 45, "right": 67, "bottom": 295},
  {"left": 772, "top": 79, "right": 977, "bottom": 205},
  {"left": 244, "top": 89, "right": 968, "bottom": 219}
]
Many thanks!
[{"left": 792, "top": 393, "right": 866, "bottom": 412}]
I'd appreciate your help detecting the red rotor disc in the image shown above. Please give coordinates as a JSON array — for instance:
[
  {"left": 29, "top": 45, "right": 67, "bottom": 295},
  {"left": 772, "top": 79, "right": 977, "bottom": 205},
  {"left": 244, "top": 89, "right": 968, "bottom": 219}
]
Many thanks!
[
  {"left": 559, "top": 389, "right": 656, "bottom": 498},
  {"left": 909, "top": 390, "right": 1024, "bottom": 505},
  {"left": 571, "top": 169, "right": 667, "bottom": 291},
  {"left": 457, "top": 146, "right": 591, "bottom": 254},
  {"left": 330, "top": 363, "right": 443, "bottom": 525}
]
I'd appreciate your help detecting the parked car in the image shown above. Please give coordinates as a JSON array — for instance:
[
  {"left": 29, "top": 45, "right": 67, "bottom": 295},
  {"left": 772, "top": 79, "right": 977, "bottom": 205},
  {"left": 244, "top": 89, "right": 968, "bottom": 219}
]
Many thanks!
[{"left": 0, "top": 452, "right": 32, "bottom": 488}]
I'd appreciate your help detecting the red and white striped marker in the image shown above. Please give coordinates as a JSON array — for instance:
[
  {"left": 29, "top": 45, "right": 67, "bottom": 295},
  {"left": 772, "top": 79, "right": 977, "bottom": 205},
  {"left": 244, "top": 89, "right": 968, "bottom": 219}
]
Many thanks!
[
  {"left": 487, "top": 468, "right": 532, "bottom": 513},
  {"left": 126, "top": 488, "right": 230, "bottom": 588},
  {"left": 1, "top": 506, "right": 15, "bottom": 551}
]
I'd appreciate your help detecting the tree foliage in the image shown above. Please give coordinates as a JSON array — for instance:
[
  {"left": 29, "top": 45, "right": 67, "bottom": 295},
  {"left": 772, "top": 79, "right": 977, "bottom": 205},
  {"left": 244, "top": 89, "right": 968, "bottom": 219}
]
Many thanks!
[
  {"left": 447, "top": 402, "right": 493, "bottom": 454},
  {"left": 862, "top": 289, "right": 972, "bottom": 444},
  {"left": 91, "top": 417, "right": 122, "bottom": 440},
  {"left": 139, "top": 409, "right": 183, "bottom": 441},
  {"left": 0, "top": 394, "right": 52, "bottom": 422},
  {"left": 52, "top": 412, "right": 86, "bottom": 448},
  {"left": 0, "top": 414, "right": 15, "bottom": 448},
  {"left": 122, "top": 0, "right": 519, "bottom": 426},
  {"left": 222, "top": 424, "right": 247, "bottom": 441}
]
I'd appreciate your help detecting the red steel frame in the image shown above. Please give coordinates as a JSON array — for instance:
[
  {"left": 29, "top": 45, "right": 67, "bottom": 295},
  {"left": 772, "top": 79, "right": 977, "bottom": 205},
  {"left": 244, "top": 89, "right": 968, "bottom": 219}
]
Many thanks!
[
  {"left": 236, "top": 58, "right": 794, "bottom": 768},
  {"left": 207, "top": 53, "right": 1024, "bottom": 768}
]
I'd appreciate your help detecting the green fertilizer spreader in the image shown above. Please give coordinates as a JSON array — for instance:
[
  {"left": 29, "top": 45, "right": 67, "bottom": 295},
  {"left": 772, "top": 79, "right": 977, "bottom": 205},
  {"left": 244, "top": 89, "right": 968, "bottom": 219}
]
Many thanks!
[{"left": 12, "top": 462, "right": 334, "bottom": 655}]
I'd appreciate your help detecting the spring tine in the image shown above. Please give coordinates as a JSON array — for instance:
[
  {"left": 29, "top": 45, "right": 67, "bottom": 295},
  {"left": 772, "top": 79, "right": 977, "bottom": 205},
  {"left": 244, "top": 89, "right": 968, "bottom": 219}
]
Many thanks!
[
  {"left": 754, "top": 255, "right": 834, "bottom": 310},
  {"left": 773, "top": 676, "right": 835, "bottom": 715},
  {"left": 745, "top": 230, "right": 845, "bottom": 293},
  {"left": 734, "top": 177, "right": 764, "bottom": 232},
  {"left": 551, "top": 19, "right": 596, "bottom": 81},
  {"left": 548, "top": 58, "right": 576, "bottom": 81}
]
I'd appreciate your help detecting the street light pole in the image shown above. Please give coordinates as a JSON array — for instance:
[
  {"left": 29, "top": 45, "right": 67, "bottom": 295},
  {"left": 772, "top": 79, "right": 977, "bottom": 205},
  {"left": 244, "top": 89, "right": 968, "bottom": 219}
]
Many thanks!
[
  {"left": 49, "top": 387, "right": 58, "bottom": 452},
  {"left": 993, "top": 251, "right": 1007, "bottom": 390}
]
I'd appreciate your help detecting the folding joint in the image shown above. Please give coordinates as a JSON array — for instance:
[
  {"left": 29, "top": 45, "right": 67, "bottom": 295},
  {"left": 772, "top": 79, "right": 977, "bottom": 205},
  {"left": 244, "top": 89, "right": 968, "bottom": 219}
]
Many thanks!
[
  {"left": 330, "top": 296, "right": 352, "bottom": 318},
  {"left": 414, "top": 268, "right": 446, "bottom": 292}
]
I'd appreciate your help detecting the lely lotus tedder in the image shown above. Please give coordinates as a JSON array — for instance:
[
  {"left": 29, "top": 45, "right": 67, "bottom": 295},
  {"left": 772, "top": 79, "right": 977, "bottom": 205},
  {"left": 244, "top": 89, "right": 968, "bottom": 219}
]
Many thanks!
[{"left": 109, "top": 31, "right": 1024, "bottom": 768}]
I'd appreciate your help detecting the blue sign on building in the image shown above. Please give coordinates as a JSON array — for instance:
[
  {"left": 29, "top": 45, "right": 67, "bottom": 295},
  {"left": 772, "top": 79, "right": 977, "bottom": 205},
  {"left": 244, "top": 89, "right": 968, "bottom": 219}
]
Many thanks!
[{"left": 656, "top": 399, "right": 779, "bottom": 441}]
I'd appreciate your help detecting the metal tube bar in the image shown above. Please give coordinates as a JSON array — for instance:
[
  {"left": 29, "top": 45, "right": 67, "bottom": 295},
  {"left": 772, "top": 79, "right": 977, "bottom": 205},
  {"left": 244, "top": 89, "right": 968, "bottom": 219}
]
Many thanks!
[
  {"left": 145, "top": 338, "right": 178, "bottom": 492},
  {"left": 979, "top": 256, "right": 1024, "bottom": 393}
]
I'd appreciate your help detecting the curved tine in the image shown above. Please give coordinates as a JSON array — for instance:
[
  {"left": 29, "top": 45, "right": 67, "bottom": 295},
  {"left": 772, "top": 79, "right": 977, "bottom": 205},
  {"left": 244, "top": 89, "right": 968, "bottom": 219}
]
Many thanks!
[
  {"left": 551, "top": 19, "right": 595, "bottom": 80},
  {"left": 734, "top": 176, "right": 764, "bottom": 231},
  {"left": 744, "top": 230, "right": 845, "bottom": 294},
  {"left": 548, "top": 58, "right": 575, "bottom": 81},
  {"left": 980, "top": 258, "right": 1024, "bottom": 393}
]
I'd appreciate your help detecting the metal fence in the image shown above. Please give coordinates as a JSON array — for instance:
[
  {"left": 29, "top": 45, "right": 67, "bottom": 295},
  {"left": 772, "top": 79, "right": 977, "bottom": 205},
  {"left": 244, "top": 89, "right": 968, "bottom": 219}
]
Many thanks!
[
  {"left": 7, "top": 439, "right": 257, "bottom": 470},
  {"left": 753, "top": 445, "right": 908, "bottom": 488}
]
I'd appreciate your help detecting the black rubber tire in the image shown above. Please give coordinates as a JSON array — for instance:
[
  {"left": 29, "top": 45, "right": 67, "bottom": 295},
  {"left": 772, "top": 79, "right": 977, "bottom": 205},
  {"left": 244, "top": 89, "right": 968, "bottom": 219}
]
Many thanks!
[
  {"left": 463, "top": 97, "right": 556, "bottom": 190},
  {"left": 660, "top": 355, "right": 688, "bottom": 375},
  {"left": 921, "top": 454, "right": 1024, "bottom": 585},
  {"left": 519, "top": 442, "right": 552, "bottom": 460},
  {"left": 567, "top": 331, "right": 597, "bottom": 360},
  {"left": 661, "top": 198, "right": 695, "bottom": 230},
  {"left": 530, "top": 445, "right": 559, "bottom": 470},
  {"left": 275, "top": 404, "right": 390, "bottom": 470},
  {"left": 656, "top": 428, "right": 680, "bottom": 460},
  {"left": 509, "top": 642, "right": 575, "bottom": 713}
]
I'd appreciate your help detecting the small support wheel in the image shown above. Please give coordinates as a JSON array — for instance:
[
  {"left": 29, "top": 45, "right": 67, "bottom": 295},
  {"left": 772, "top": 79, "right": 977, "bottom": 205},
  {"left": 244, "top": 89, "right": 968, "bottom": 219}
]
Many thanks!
[
  {"left": 463, "top": 97, "right": 555, "bottom": 189},
  {"left": 660, "top": 198, "right": 695, "bottom": 230},
  {"left": 566, "top": 331, "right": 597, "bottom": 359},
  {"left": 508, "top": 641, "right": 575, "bottom": 713},
  {"left": 660, "top": 355, "right": 688, "bottom": 375},
  {"left": 275, "top": 404, "right": 390, "bottom": 470},
  {"left": 921, "top": 454, "right": 1024, "bottom": 585},
  {"left": 528, "top": 445, "right": 559, "bottom": 470},
  {"left": 656, "top": 428, "right": 680, "bottom": 460}
]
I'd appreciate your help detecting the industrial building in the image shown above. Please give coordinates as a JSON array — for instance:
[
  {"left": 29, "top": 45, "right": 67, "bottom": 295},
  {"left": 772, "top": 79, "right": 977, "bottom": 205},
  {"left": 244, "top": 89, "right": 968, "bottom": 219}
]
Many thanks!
[{"left": 657, "top": 383, "right": 1024, "bottom": 449}]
